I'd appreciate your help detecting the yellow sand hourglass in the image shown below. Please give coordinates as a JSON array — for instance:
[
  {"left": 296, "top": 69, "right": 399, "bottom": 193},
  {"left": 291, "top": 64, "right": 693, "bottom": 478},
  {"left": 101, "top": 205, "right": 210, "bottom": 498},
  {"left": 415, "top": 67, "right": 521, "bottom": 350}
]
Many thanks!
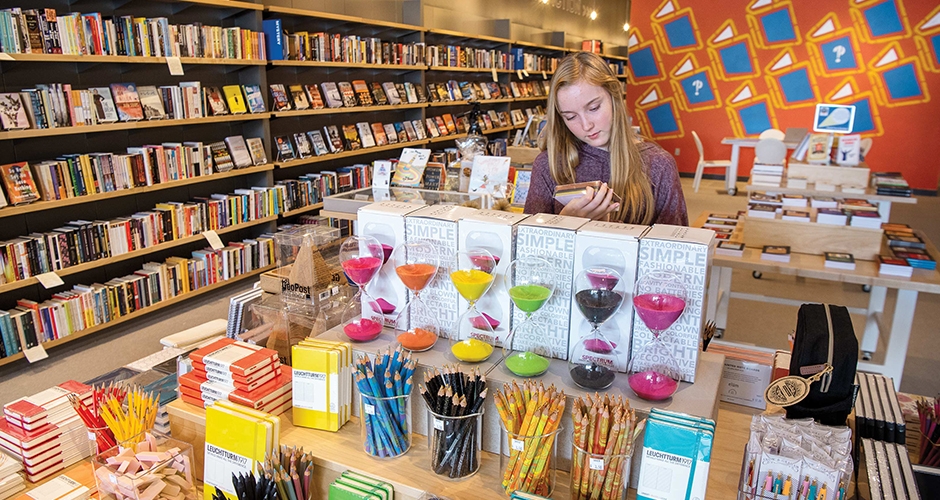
[{"left": 450, "top": 249, "right": 497, "bottom": 363}]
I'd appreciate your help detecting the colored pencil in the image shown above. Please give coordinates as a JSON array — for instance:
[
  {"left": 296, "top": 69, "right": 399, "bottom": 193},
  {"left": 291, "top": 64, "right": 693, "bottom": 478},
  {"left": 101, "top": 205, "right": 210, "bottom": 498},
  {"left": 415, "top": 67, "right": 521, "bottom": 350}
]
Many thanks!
[
  {"left": 356, "top": 344, "right": 414, "bottom": 458},
  {"left": 420, "top": 364, "right": 487, "bottom": 479},
  {"left": 260, "top": 445, "right": 314, "bottom": 500},
  {"left": 570, "top": 393, "right": 636, "bottom": 500}
]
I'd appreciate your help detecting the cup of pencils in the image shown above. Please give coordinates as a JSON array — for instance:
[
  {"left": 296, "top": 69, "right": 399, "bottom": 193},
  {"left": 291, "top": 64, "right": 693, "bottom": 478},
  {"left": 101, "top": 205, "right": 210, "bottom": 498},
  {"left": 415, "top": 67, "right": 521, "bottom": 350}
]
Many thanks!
[
  {"left": 569, "top": 394, "right": 637, "bottom": 500},
  {"left": 495, "top": 381, "right": 566, "bottom": 496},
  {"left": 356, "top": 346, "right": 416, "bottom": 459},
  {"left": 421, "top": 365, "right": 487, "bottom": 480}
]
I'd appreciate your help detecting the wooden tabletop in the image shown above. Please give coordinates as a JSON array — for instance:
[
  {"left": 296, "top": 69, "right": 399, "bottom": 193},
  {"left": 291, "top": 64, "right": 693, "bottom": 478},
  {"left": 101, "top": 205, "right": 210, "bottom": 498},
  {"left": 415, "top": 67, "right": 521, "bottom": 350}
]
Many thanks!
[{"left": 721, "top": 137, "right": 800, "bottom": 148}]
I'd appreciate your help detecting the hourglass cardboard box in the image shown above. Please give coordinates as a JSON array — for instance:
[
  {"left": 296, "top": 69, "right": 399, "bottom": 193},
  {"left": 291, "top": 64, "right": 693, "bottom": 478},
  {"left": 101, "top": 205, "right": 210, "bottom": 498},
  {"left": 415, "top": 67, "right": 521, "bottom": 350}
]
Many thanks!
[
  {"left": 404, "top": 205, "right": 478, "bottom": 338},
  {"left": 357, "top": 201, "right": 424, "bottom": 328},
  {"left": 632, "top": 225, "right": 715, "bottom": 383},
  {"left": 568, "top": 221, "right": 649, "bottom": 372},
  {"left": 458, "top": 210, "right": 532, "bottom": 346},
  {"left": 512, "top": 213, "right": 590, "bottom": 359}
]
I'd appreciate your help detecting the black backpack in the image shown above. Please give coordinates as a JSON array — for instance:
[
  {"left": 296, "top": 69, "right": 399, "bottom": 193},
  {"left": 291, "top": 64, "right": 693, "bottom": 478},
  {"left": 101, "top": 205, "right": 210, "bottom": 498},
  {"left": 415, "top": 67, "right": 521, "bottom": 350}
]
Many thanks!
[{"left": 786, "top": 303, "right": 859, "bottom": 426}]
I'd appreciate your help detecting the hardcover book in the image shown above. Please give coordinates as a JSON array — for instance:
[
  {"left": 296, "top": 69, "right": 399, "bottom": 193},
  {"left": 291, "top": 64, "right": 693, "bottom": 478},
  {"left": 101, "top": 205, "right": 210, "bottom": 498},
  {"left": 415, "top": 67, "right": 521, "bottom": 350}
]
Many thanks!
[
  {"left": 274, "top": 136, "right": 296, "bottom": 161},
  {"left": 390, "top": 148, "right": 431, "bottom": 187},
  {"left": 89, "top": 87, "right": 119, "bottom": 123},
  {"left": 425, "top": 83, "right": 439, "bottom": 102},
  {"left": 288, "top": 85, "right": 310, "bottom": 110},
  {"left": 244, "top": 85, "right": 266, "bottom": 113},
  {"left": 370, "top": 123, "right": 388, "bottom": 146},
  {"left": 324, "top": 126, "right": 344, "bottom": 153},
  {"left": 137, "top": 85, "right": 166, "bottom": 120},
  {"left": 204, "top": 86, "right": 229, "bottom": 116},
  {"left": 0, "top": 162, "right": 41, "bottom": 205},
  {"left": 356, "top": 122, "right": 375, "bottom": 148},
  {"left": 222, "top": 85, "right": 248, "bottom": 114},
  {"left": 393, "top": 122, "right": 407, "bottom": 142},
  {"left": 402, "top": 82, "right": 418, "bottom": 103},
  {"left": 109, "top": 83, "right": 144, "bottom": 122},
  {"left": 409, "top": 120, "right": 424, "bottom": 140},
  {"left": 467, "top": 155, "right": 511, "bottom": 194},
  {"left": 422, "top": 162, "right": 444, "bottom": 190},
  {"left": 246, "top": 138, "right": 267, "bottom": 165},
  {"left": 224, "top": 135, "right": 253, "bottom": 168},
  {"left": 371, "top": 82, "right": 388, "bottom": 105},
  {"left": 293, "top": 133, "right": 313, "bottom": 158},
  {"left": 425, "top": 118, "right": 440, "bottom": 137},
  {"left": 337, "top": 82, "right": 358, "bottom": 108},
  {"left": 414, "top": 84, "right": 428, "bottom": 103},
  {"left": 304, "top": 85, "right": 324, "bottom": 109},
  {"left": 806, "top": 133, "right": 834, "bottom": 164},
  {"left": 351, "top": 80, "right": 373, "bottom": 106},
  {"left": 342, "top": 124, "right": 361, "bottom": 150},
  {"left": 0, "top": 94, "right": 30, "bottom": 130},
  {"left": 269, "top": 84, "right": 292, "bottom": 111},
  {"left": 383, "top": 123, "right": 398, "bottom": 144},
  {"left": 320, "top": 83, "right": 344, "bottom": 108},
  {"left": 307, "top": 130, "right": 329, "bottom": 156},
  {"left": 381, "top": 82, "right": 401, "bottom": 105},
  {"left": 209, "top": 141, "right": 235, "bottom": 172}
]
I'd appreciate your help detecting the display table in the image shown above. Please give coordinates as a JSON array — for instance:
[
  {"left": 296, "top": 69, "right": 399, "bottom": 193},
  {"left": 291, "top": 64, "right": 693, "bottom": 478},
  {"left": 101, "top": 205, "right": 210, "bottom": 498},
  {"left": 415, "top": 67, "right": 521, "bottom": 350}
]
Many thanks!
[
  {"left": 321, "top": 187, "right": 483, "bottom": 222},
  {"left": 694, "top": 211, "right": 940, "bottom": 387},
  {"left": 744, "top": 183, "right": 916, "bottom": 222},
  {"left": 720, "top": 137, "right": 800, "bottom": 195}
]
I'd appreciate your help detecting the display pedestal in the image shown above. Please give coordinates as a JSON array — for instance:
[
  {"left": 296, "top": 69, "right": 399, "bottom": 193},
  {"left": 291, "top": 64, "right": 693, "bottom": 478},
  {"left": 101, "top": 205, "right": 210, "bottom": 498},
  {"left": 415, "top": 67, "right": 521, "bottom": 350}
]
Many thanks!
[{"left": 169, "top": 322, "right": 724, "bottom": 495}]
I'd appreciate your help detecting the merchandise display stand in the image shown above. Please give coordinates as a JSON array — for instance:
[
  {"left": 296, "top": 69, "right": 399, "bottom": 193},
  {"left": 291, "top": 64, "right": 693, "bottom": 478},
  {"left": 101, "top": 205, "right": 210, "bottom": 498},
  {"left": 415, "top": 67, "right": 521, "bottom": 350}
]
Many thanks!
[{"left": 744, "top": 183, "right": 917, "bottom": 222}]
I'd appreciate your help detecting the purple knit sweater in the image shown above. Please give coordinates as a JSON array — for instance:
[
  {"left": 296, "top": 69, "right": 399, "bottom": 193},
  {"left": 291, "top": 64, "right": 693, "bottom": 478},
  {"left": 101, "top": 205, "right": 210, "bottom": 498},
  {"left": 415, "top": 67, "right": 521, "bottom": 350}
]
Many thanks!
[{"left": 523, "top": 141, "right": 689, "bottom": 226}]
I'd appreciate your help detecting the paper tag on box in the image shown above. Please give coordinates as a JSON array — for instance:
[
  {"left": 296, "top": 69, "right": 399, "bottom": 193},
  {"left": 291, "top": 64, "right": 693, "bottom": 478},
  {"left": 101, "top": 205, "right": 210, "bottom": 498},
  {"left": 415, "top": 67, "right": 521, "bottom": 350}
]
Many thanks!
[
  {"left": 203, "top": 230, "right": 224, "bottom": 250},
  {"left": 35, "top": 272, "right": 64, "bottom": 289},
  {"left": 354, "top": 194, "right": 370, "bottom": 201},
  {"left": 166, "top": 56, "right": 184, "bottom": 76},
  {"left": 511, "top": 439, "right": 525, "bottom": 452},
  {"left": 589, "top": 457, "right": 605, "bottom": 470},
  {"left": 434, "top": 418, "right": 444, "bottom": 431},
  {"left": 364, "top": 403, "right": 375, "bottom": 415},
  {"left": 24, "top": 345, "right": 48, "bottom": 363}
]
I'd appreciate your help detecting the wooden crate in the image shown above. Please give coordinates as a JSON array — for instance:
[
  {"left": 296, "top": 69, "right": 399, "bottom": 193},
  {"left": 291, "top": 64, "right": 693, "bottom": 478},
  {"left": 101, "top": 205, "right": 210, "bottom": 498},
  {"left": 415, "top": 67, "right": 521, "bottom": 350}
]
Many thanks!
[
  {"left": 787, "top": 162, "right": 870, "bottom": 187},
  {"left": 742, "top": 216, "right": 884, "bottom": 261}
]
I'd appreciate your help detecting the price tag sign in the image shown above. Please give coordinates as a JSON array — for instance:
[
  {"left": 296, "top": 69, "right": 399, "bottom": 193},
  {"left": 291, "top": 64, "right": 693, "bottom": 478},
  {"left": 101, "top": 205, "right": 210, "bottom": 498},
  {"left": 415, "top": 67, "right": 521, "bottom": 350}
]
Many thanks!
[
  {"left": 522, "top": 69, "right": 530, "bottom": 77},
  {"left": 511, "top": 439, "right": 525, "bottom": 452},
  {"left": 23, "top": 345, "right": 48, "bottom": 363},
  {"left": 166, "top": 56, "right": 184, "bottom": 76},
  {"left": 516, "top": 70, "right": 523, "bottom": 80},
  {"left": 491, "top": 67, "right": 499, "bottom": 83},
  {"left": 364, "top": 403, "right": 375, "bottom": 415},
  {"left": 88, "top": 432, "right": 96, "bottom": 441},
  {"left": 434, "top": 418, "right": 444, "bottom": 431},
  {"left": 203, "top": 230, "right": 224, "bottom": 250},
  {"left": 542, "top": 71, "right": 548, "bottom": 80},
  {"left": 589, "top": 457, "right": 605, "bottom": 471},
  {"left": 35, "top": 272, "right": 64, "bottom": 289},
  {"left": 354, "top": 194, "right": 370, "bottom": 201}
]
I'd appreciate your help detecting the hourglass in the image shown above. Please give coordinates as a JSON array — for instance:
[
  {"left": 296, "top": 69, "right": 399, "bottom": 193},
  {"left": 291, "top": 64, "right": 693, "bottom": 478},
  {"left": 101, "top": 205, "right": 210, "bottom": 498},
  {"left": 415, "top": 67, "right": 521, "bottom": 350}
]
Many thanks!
[
  {"left": 628, "top": 271, "right": 687, "bottom": 401},
  {"left": 450, "top": 249, "right": 497, "bottom": 363},
  {"left": 339, "top": 235, "right": 385, "bottom": 342},
  {"left": 392, "top": 241, "right": 440, "bottom": 352},
  {"left": 502, "top": 256, "right": 555, "bottom": 377},
  {"left": 568, "top": 267, "right": 625, "bottom": 390}
]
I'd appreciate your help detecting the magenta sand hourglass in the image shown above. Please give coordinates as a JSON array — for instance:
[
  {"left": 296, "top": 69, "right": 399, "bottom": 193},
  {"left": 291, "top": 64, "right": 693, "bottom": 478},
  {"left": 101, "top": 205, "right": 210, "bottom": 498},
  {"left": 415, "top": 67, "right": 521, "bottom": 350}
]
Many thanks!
[
  {"left": 628, "top": 271, "right": 687, "bottom": 401},
  {"left": 339, "top": 235, "right": 385, "bottom": 342}
]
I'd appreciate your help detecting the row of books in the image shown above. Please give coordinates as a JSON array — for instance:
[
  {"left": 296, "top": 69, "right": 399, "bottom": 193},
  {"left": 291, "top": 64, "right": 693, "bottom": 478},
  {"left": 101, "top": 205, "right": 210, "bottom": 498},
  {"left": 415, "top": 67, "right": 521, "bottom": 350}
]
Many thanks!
[
  {"left": 747, "top": 192, "right": 882, "bottom": 228},
  {"left": 0, "top": 7, "right": 266, "bottom": 60},
  {"left": 0, "top": 449, "right": 23, "bottom": 499},
  {"left": 882, "top": 223, "right": 936, "bottom": 271},
  {"left": 0, "top": 82, "right": 267, "bottom": 132},
  {"left": 0, "top": 187, "right": 285, "bottom": 284},
  {"left": 792, "top": 132, "right": 862, "bottom": 166},
  {"left": 0, "top": 238, "right": 275, "bottom": 357},
  {"left": 512, "top": 50, "right": 560, "bottom": 72},
  {"left": 264, "top": 20, "right": 424, "bottom": 66},
  {"left": 0, "top": 136, "right": 267, "bottom": 208},
  {"left": 871, "top": 172, "right": 912, "bottom": 197},
  {"left": 279, "top": 164, "right": 372, "bottom": 211},
  {"left": 425, "top": 44, "right": 511, "bottom": 69}
]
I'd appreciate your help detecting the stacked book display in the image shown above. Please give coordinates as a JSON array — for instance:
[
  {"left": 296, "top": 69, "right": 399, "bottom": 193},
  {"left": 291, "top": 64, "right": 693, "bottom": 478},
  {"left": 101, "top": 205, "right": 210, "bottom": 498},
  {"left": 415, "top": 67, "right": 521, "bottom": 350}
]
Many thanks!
[
  {"left": 701, "top": 212, "right": 741, "bottom": 241},
  {"left": 291, "top": 339, "right": 352, "bottom": 432},
  {"left": 0, "top": 239, "right": 275, "bottom": 358},
  {"left": 745, "top": 192, "right": 882, "bottom": 227},
  {"left": 883, "top": 224, "right": 936, "bottom": 271},
  {"left": 266, "top": 21, "right": 424, "bottom": 66},
  {"left": 749, "top": 163, "right": 784, "bottom": 187},
  {"left": 0, "top": 381, "right": 94, "bottom": 482},
  {"left": 0, "top": 8, "right": 265, "bottom": 60},
  {"left": 180, "top": 338, "right": 292, "bottom": 414},
  {"left": 0, "top": 449, "right": 24, "bottom": 499},
  {"left": 872, "top": 172, "right": 913, "bottom": 197},
  {"left": 426, "top": 44, "right": 510, "bottom": 70}
]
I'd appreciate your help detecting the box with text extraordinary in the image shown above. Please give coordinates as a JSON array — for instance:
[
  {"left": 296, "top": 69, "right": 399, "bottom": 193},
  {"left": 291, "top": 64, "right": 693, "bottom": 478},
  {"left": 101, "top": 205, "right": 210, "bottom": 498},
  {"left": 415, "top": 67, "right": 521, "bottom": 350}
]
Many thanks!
[
  {"left": 404, "top": 205, "right": 478, "bottom": 338},
  {"left": 569, "top": 221, "right": 649, "bottom": 372},
  {"left": 357, "top": 201, "right": 423, "bottom": 328},
  {"left": 632, "top": 224, "right": 715, "bottom": 383},
  {"left": 512, "top": 213, "right": 590, "bottom": 359},
  {"left": 458, "top": 210, "right": 531, "bottom": 346}
]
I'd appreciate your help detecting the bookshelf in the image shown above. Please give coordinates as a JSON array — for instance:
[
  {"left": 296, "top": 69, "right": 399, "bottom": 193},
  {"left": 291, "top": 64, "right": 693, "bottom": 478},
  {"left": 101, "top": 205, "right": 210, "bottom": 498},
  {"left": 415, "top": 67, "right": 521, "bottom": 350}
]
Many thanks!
[
  {"left": 0, "top": 114, "right": 269, "bottom": 141},
  {"left": 271, "top": 103, "right": 426, "bottom": 118},
  {"left": 274, "top": 139, "right": 431, "bottom": 169}
]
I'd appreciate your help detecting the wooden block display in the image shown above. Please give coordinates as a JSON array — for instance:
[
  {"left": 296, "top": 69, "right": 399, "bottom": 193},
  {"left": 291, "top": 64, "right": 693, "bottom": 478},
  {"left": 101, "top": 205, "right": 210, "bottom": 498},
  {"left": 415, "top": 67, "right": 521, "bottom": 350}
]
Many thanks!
[{"left": 742, "top": 215, "right": 884, "bottom": 261}]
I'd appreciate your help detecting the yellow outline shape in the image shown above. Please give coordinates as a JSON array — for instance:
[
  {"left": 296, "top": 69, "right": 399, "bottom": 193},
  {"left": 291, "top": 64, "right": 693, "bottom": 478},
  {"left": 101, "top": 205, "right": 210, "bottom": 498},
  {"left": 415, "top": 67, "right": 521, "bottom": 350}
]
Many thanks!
[
  {"left": 867, "top": 42, "right": 930, "bottom": 107},
  {"left": 723, "top": 81, "right": 778, "bottom": 138},
  {"left": 627, "top": 39, "right": 667, "bottom": 85},
  {"left": 650, "top": 3, "right": 704, "bottom": 55},
  {"left": 823, "top": 77, "right": 884, "bottom": 137},
  {"left": 669, "top": 54, "right": 722, "bottom": 112},
  {"left": 805, "top": 14, "right": 866, "bottom": 77},
  {"left": 633, "top": 84, "right": 685, "bottom": 140},
  {"left": 745, "top": 0, "right": 802, "bottom": 50},
  {"left": 764, "top": 48, "right": 820, "bottom": 109},
  {"left": 850, "top": 0, "right": 911, "bottom": 44},
  {"left": 913, "top": 5, "right": 940, "bottom": 72},
  {"left": 706, "top": 20, "right": 762, "bottom": 82}
]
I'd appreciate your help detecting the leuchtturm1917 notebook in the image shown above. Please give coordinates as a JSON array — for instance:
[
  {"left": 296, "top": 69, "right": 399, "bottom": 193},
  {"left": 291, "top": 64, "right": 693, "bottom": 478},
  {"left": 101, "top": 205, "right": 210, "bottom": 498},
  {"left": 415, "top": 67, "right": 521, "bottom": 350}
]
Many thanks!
[{"left": 203, "top": 401, "right": 277, "bottom": 500}]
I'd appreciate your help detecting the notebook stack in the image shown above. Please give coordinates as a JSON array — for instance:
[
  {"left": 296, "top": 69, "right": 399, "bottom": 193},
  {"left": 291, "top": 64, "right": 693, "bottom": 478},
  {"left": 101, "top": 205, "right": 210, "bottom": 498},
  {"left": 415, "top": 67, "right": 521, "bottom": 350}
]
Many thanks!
[
  {"left": 22, "top": 474, "right": 90, "bottom": 500},
  {"left": 328, "top": 471, "right": 393, "bottom": 500},
  {"left": 204, "top": 401, "right": 279, "bottom": 500},
  {"left": 0, "top": 449, "right": 24, "bottom": 500},
  {"left": 637, "top": 409, "right": 715, "bottom": 500},
  {"left": 872, "top": 172, "right": 913, "bottom": 197},
  {"left": 855, "top": 373, "right": 906, "bottom": 445},
  {"left": 746, "top": 192, "right": 781, "bottom": 219},
  {"left": 860, "top": 438, "right": 920, "bottom": 500},
  {"left": 0, "top": 381, "right": 95, "bottom": 483},
  {"left": 291, "top": 339, "right": 352, "bottom": 432},
  {"left": 181, "top": 338, "right": 292, "bottom": 415},
  {"left": 226, "top": 288, "right": 263, "bottom": 338},
  {"left": 750, "top": 163, "right": 785, "bottom": 187}
]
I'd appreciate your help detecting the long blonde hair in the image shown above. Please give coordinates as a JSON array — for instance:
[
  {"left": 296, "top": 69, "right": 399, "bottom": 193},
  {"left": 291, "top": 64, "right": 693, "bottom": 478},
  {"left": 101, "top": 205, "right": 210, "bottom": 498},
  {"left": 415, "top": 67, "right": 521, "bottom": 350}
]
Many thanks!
[{"left": 541, "top": 52, "right": 654, "bottom": 224}]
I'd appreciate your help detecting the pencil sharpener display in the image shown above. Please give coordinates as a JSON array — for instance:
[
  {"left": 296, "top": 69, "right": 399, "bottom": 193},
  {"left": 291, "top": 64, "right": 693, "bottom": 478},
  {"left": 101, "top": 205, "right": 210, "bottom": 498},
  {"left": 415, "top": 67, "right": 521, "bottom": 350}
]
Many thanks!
[{"left": 93, "top": 432, "right": 197, "bottom": 500}]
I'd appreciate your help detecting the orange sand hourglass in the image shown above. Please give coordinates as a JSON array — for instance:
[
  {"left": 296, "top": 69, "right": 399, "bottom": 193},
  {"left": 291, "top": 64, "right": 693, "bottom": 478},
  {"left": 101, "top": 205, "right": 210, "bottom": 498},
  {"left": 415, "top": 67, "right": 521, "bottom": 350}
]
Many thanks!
[
  {"left": 392, "top": 240, "right": 440, "bottom": 351},
  {"left": 450, "top": 249, "right": 497, "bottom": 363}
]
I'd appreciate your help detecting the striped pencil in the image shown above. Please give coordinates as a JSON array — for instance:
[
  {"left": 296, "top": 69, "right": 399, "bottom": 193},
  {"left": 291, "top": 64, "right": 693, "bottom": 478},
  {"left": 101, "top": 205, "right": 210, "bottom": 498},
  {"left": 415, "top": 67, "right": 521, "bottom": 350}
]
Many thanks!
[
  {"left": 420, "top": 364, "right": 487, "bottom": 479},
  {"left": 570, "top": 393, "right": 637, "bottom": 500},
  {"left": 356, "top": 345, "right": 414, "bottom": 458}
]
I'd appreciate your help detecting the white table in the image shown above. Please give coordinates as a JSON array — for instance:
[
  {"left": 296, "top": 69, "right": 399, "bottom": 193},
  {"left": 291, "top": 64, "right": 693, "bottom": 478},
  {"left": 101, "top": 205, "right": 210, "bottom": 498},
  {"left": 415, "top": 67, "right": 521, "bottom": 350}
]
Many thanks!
[
  {"left": 744, "top": 183, "right": 916, "bottom": 223},
  {"left": 721, "top": 137, "right": 799, "bottom": 195}
]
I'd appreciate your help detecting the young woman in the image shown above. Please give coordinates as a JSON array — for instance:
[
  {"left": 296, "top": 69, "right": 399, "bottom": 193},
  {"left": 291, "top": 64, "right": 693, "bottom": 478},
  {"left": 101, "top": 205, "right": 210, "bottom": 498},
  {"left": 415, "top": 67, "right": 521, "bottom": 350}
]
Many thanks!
[{"left": 524, "top": 52, "right": 688, "bottom": 226}]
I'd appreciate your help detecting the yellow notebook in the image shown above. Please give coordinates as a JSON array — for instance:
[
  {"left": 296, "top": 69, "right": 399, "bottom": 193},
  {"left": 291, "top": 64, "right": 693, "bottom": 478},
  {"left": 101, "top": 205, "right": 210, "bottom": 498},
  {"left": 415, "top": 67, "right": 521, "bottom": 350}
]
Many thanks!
[
  {"left": 222, "top": 86, "right": 247, "bottom": 114},
  {"left": 300, "top": 339, "right": 352, "bottom": 423},
  {"left": 204, "top": 403, "right": 271, "bottom": 500},
  {"left": 292, "top": 340, "right": 349, "bottom": 431}
]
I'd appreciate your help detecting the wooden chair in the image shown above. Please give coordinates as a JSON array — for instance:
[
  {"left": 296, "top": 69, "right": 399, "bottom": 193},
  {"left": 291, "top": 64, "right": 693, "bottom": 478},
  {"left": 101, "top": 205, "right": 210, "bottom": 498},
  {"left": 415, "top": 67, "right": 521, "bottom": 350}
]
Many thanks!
[{"left": 691, "top": 131, "right": 733, "bottom": 193}]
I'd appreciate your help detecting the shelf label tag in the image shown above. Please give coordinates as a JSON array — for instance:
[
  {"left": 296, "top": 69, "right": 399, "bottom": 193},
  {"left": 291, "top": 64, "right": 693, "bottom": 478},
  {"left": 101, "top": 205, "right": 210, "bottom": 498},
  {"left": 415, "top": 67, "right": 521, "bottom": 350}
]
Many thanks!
[
  {"left": 24, "top": 344, "right": 49, "bottom": 363},
  {"left": 491, "top": 67, "right": 498, "bottom": 83},
  {"left": 511, "top": 438, "right": 525, "bottom": 451},
  {"left": 522, "top": 69, "right": 530, "bottom": 77},
  {"left": 434, "top": 418, "right": 444, "bottom": 431},
  {"left": 166, "top": 56, "right": 184, "bottom": 76},
  {"left": 516, "top": 70, "right": 523, "bottom": 79},
  {"left": 203, "top": 230, "right": 224, "bottom": 250},
  {"left": 36, "top": 272, "right": 64, "bottom": 289},
  {"left": 364, "top": 403, "right": 375, "bottom": 415},
  {"left": 589, "top": 457, "right": 605, "bottom": 470},
  {"left": 542, "top": 71, "right": 548, "bottom": 80}
]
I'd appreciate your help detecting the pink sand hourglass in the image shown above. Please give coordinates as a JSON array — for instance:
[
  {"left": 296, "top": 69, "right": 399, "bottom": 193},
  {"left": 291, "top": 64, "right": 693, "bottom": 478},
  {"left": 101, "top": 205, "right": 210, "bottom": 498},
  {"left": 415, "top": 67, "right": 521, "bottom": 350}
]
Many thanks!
[
  {"left": 628, "top": 271, "right": 687, "bottom": 401},
  {"left": 339, "top": 235, "right": 385, "bottom": 342}
]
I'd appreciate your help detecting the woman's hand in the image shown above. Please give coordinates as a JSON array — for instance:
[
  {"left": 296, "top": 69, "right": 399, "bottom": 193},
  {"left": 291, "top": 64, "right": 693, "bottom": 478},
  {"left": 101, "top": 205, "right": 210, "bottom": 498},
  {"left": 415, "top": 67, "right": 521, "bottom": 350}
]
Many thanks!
[{"left": 559, "top": 183, "right": 621, "bottom": 221}]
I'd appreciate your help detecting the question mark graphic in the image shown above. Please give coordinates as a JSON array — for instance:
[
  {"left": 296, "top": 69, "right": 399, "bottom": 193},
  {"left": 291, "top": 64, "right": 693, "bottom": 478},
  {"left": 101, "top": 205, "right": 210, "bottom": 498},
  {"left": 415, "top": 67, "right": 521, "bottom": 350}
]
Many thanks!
[
  {"left": 832, "top": 45, "right": 846, "bottom": 64},
  {"left": 692, "top": 80, "right": 703, "bottom": 96}
]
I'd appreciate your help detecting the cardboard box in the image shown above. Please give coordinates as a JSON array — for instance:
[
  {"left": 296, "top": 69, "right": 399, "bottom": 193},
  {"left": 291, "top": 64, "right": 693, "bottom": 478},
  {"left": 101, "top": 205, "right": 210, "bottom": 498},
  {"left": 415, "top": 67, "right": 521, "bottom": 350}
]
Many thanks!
[
  {"left": 404, "top": 205, "right": 479, "bottom": 338},
  {"left": 458, "top": 210, "right": 531, "bottom": 346},
  {"left": 569, "top": 221, "right": 648, "bottom": 372},
  {"left": 707, "top": 341, "right": 774, "bottom": 410},
  {"left": 356, "top": 201, "right": 424, "bottom": 328},
  {"left": 633, "top": 224, "right": 716, "bottom": 382},
  {"left": 512, "top": 213, "right": 590, "bottom": 359}
]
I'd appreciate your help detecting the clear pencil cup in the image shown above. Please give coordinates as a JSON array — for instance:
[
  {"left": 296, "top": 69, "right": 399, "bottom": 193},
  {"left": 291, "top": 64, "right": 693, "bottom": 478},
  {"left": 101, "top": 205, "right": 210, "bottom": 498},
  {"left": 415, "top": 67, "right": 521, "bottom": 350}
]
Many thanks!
[
  {"left": 570, "top": 442, "right": 634, "bottom": 500},
  {"left": 427, "top": 409, "right": 484, "bottom": 480},
  {"left": 93, "top": 431, "right": 197, "bottom": 500},
  {"left": 360, "top": 392, "right": 412, "bottom": 459},
  {"left": 500, "top": 424, "right": 562, "bottom": 497}
]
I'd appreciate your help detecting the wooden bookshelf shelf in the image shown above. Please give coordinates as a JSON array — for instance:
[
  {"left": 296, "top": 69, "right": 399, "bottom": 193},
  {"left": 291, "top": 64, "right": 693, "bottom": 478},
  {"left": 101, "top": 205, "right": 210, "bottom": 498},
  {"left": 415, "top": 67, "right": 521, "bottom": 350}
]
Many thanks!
[
  {"left": 426, "top": 28, "right": 512, "bottom": 45},
  {"left": 176, "top": 0, "right": 264, "bottom": 10},
  {"left": 0, "top": 215, "right": 276, "bottom": 296},
  {"left": 275, "top": 139, "right": 430, "bottom": 169},
  {"left": 481, "top": 126, "right": 514, "bottom": 135},
  {"left": 514, "top": 96, "right": 547, "bottom": 102},
  {"left": 265, "top": 6, "right": 425, "bottom": 33},
  {"left": 512, "top": 41, "right": 568, "bottom": 52},
  {"left": 269, "top": 60, "right": 425, "bottom": 71},
  {"left": 427, "top": 99, "right": 512, "bottom": 107},
  {"left": 282, "top": 202, "right": 325, "bottom": 218},
  {"left": 602, "top": 53, "right": 630, "bottom": 62},
  {"left": 0, "top": 264, "right": 275, "bottom": 368},
  {"left": 427, "top": 65, "right": 512, "bottom": 73},
  {"left": 271, "top": 103, "right": 425, "bottom": 118},
  {"left": 426, "top": 133, "right": 465, "bottom": 144},
  {"left": 0, "top": 53, "right": 266, "bottom": 65},
  {"left": 0, "top": 113, "right": 269, "bottom": 142},
  {"left": 0, "top": 164, "right": 274, "bottom": 220}
]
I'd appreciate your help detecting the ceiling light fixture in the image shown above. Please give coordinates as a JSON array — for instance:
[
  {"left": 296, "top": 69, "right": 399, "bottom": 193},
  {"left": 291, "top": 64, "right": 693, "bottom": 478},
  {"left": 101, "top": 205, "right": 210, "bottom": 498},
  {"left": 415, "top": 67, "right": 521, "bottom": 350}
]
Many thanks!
[
  {"left": 623, "top": 22, "right": 630, "bottom": 31},
  {"left": 590, "top": 10, "right": 597, "bottom": 20}
]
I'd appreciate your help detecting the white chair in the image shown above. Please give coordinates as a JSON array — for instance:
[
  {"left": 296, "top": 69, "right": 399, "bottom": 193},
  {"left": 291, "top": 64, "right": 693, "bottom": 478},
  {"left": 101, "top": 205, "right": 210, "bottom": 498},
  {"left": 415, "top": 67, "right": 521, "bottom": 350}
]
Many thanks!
[
  {"left": 691, "top": 131, "right": 733, "bottom": 193},
  {"left": 860, "top": 138, "right": 873, "bottom": 159},
  {"left": 754, "top": 138, "right": 787, "bottom": 164},
  {"left": 759, "top": 128, "right": 786, "bottom": 140}
]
